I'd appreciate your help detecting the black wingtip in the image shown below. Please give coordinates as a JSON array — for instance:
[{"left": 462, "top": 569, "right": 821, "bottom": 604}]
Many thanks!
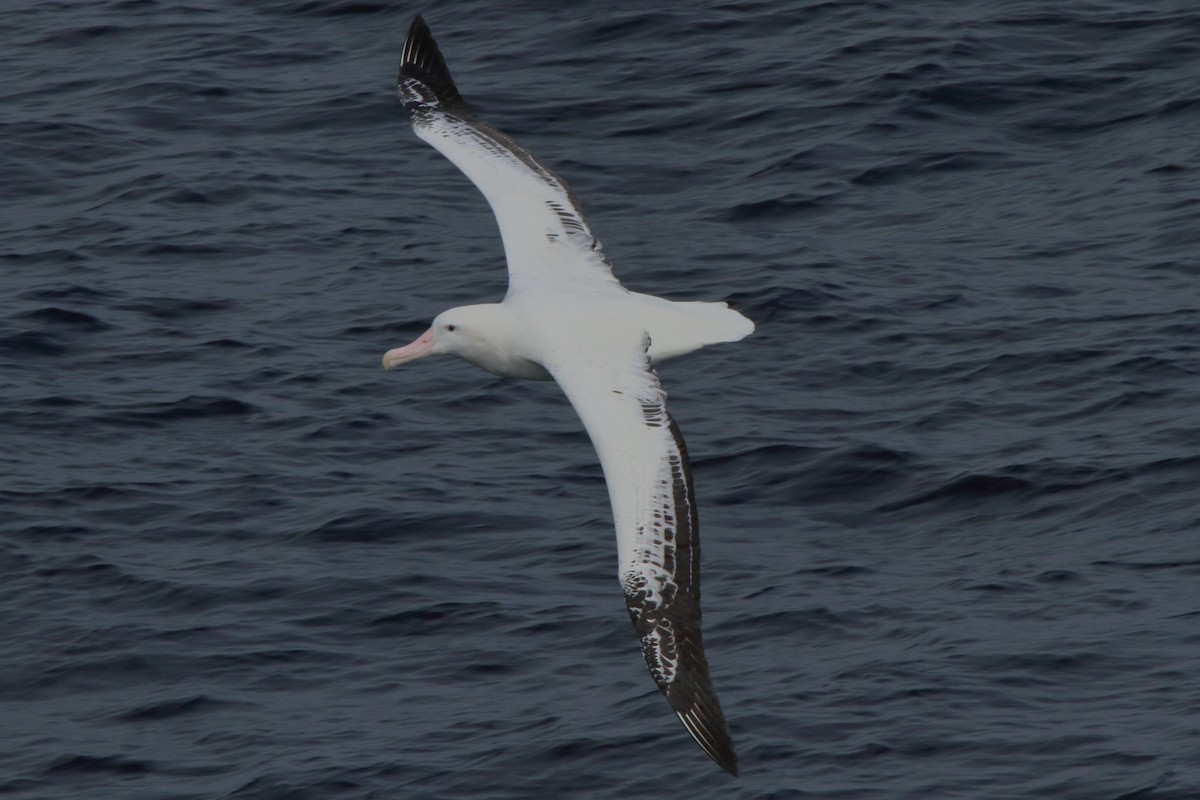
[
  {"left": 399, "top": 15, "right": 467, "bottom": 112},
  {"left": 676, "top": 696, "right": 740, "bottom": 776}
]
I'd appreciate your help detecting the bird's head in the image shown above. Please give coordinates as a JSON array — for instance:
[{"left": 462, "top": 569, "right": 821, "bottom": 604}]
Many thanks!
[{"left": 382, "top": 305, "right": 502, "bottom": 370}]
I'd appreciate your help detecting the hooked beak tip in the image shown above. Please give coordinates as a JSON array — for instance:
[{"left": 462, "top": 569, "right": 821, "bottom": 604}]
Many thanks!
[{"left": 382, "top": 327, "right": 436, "bottom": 370}]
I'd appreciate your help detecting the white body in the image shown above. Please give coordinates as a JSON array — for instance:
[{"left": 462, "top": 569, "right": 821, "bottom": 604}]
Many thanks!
[{"left": 422, "top": 294, "right": 752, "bottom": 381}]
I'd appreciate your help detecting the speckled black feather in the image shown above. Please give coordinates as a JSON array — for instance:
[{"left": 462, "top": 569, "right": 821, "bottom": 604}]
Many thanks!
[{"left": 628, "top": 414, "right": 738, "bottom": 777}]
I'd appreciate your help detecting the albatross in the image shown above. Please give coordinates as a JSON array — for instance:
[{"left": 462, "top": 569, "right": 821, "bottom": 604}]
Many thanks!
[{"left": 384, "top": 16, "right": 752, "bottom": 776}]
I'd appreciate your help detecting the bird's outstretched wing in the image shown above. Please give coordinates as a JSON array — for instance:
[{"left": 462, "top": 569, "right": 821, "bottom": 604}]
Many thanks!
[
  {"left": 546, "top": 334, "right": 738, "bottom": 776},
  {"left": 398, "top": 16, "right": 621, "bottom": 295}
]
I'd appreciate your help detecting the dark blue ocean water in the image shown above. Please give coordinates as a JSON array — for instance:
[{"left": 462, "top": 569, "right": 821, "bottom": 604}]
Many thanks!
[{"left": 3, "top": 1, "right": 1199, "bottom": 798}]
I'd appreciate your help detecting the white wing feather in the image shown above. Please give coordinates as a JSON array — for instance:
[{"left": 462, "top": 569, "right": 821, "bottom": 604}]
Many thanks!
[{"left": 398, "top": 18, "right": 620, "bottom": 295}]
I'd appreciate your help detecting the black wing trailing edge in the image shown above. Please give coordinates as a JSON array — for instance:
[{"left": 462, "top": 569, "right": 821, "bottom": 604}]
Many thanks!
[{"left": 399, "top": 15, "right": 468, "bottom": 114}]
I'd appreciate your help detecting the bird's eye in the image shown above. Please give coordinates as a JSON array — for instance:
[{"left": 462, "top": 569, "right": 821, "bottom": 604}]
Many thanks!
[{"left": 446, "top": 324, "right": 457, "bottom": 332}]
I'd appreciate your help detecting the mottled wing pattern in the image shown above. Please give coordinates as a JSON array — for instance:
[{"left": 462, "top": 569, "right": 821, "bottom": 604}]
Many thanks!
[
  {"left": 397, "top": 16, "right": 620, "bottom": 293},
  {"left": 547, "top": 335, "right": 738, "bottom": 776}
]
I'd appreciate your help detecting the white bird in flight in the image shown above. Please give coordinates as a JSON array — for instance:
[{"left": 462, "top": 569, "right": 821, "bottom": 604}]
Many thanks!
[{"left": 384, "top": 16, "right": 752, "bottom": 776}]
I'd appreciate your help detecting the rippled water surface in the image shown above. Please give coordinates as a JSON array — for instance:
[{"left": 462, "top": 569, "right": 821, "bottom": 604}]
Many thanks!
[{"left": 4, "top": 1, "right": 1199, "bottom": 798}]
